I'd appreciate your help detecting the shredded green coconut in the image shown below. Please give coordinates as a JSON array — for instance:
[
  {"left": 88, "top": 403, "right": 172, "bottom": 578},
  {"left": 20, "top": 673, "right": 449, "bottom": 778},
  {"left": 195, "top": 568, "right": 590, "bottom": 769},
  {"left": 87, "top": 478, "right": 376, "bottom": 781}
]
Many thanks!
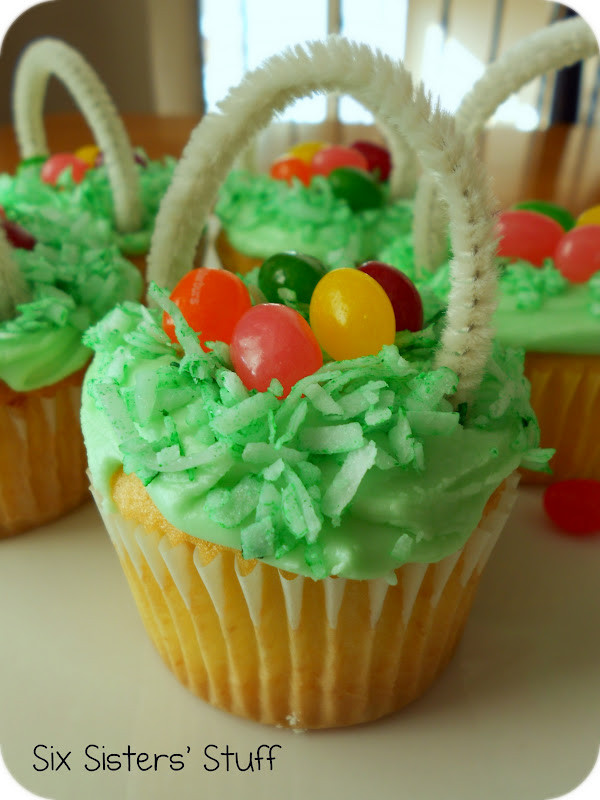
[
  {"left": 82, "top": 282, "right": 548, "bottom": 579},
  {"left": 216, "top": 169, "right": 413, "bottom": 268},
  {"left": 0, "top": 152, "right": 176, "bottom": 254},
  {"left": 379, "top": 235, "right": 600, "bottom": 354},
  {"left": 0, "top": 241, "right": 142, "bottom": 391}
]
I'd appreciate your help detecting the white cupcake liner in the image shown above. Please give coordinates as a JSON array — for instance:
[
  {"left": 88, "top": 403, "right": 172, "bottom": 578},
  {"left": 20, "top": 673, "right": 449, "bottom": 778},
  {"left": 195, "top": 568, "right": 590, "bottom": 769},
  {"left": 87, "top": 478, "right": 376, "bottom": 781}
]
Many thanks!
[
  {"left": 89, "top": 472, "right": 519, "bottom": 727},
  {"left": 92, "top": 473, "right": 518, "bottom": 630}
]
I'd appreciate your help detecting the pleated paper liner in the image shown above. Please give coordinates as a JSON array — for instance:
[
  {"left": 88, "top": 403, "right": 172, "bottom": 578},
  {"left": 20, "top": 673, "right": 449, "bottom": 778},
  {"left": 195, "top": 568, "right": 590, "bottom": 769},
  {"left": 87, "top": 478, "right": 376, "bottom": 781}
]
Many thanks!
[
  {"left": 521, "top": 352, "right": 600, "bottom": 484},
  {"left": 0, "top": 366, "right": 89, "bottom": 537},
  {"left": 90, "top": 471, "right": 519, "bottom": 729}
]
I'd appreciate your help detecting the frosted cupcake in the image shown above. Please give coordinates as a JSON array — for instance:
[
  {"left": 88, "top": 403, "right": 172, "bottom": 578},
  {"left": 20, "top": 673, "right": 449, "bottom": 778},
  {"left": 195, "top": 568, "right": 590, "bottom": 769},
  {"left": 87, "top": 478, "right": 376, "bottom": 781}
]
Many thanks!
[
  {"left": 0, "top": 38, "right": 176, "bottom": 274},
  {"left": 401, "top": 16, "right": 600, "bottom": 482},
  {"left": 82, "top": 38, "right": 548, "bottom": 728},
  {"left": 214, "top": 86, "right": 417, "bottom": 275},
  {"left": 214, "top": 150, "right": 414, "bottom": 274},
  {"left": 0, "top": 218, "right": 142, "bottom": 537}
]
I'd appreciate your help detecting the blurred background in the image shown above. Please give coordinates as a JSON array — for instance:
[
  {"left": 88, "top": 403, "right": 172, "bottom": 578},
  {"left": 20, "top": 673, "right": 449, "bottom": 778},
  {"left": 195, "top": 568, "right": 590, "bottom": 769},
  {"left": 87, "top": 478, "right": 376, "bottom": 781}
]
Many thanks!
[{"left": 0, "top": 0, "right": 597, "bottom": 131}]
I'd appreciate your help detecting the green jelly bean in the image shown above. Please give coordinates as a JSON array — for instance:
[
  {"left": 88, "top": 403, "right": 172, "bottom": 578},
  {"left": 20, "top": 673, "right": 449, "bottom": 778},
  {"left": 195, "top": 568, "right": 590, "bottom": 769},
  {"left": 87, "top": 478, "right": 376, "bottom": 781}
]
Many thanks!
[
  {"left": 328, "top": 167, "right": 384, "bottom": 212},
  {"left": 513, "top": 200, "right": 575, "bottom": 231},
  {"left": 258, "top": 251, "right": 328, "bottom": 304}
]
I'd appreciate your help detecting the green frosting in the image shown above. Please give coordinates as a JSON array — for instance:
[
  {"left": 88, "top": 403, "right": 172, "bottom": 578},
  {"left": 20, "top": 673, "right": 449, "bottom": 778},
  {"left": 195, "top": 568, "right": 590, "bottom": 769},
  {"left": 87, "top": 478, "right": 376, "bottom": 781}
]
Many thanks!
[
  {"left": 81, "top": 285, "right": 548, "bottom": 582},
  {"left": 0, "top": 241, "right": 142, "bottom": 391},
  {"left": 215, "top": 170, "right": 413, "bottom": 268},
  {"left": 0, "top": 153, "right": 176, "bottom": 255},
  {"left": 379, "top": 235, "right": 600, "bottom": 355}
]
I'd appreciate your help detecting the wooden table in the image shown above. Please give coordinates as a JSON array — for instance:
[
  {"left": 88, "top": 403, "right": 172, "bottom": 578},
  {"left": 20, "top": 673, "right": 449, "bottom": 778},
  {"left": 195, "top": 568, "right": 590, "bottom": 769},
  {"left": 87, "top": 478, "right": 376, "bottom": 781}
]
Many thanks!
[{"left": 1, "top": 113, "right": 600, "bottom": 215}]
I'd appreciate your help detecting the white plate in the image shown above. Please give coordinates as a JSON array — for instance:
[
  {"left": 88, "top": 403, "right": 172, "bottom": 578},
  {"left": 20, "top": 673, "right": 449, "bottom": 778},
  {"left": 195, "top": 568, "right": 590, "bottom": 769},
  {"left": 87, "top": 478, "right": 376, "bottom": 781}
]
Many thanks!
[{"left": 1, "top": 487, "right": 599, "bottom": 800}]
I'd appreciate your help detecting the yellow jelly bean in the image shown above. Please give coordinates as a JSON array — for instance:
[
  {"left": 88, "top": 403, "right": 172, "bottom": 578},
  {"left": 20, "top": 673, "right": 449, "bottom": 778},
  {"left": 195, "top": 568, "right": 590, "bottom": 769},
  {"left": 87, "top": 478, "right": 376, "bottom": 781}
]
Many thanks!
[
  {"left": 287, "top": 141, "right": 327, "bottom": 164},
  {"left": 575, "top": 204, "right": 600, "bottom": 227},
  {"left": 309, "top": 268, "right": 396, "bottom": 360},
  {"left": 74, "top": 144, "right": 100, "bottom": 167}
]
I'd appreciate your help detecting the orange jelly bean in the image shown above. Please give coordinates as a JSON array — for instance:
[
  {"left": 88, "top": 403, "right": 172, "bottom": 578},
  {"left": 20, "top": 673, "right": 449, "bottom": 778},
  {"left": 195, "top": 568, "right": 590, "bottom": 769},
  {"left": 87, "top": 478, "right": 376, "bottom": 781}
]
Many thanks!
[
  {"left": 162, "top": 268, "right": 252, "bottom": 351},
  {"left": 269, "top": 157, "right": 312, "bottom": 187}
]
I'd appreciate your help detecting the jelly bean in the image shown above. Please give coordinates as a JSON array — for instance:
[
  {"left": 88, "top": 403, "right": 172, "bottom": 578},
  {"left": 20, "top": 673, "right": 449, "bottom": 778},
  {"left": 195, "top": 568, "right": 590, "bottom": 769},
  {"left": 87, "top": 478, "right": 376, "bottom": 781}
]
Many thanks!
[
  {"left": 2, "top": 218, "right": 36, "bottom": 250},
  {"left": 287, "top": 141, "right": 327, "bottom": 163},
  {"left": 554, "top": 225, "right": 600, "bottom": 283},
  {"left": 309, "top": 268, "right": 395, "bottom": 360},
  {"left": 543, "top": 480, "right": 600, "bottom": 535},
  {"left": 496, "top": 209, "right": 563, "bottom": 267},
  {"left": 311, "top": 145, "right": 368, "bottom": 177},
  {"left": 258, "top": 251, "right": 327, "bottom": 304},
  {"left": 269, "top": 157, "right": 312, "bottom": 187},
  {"left": 40, "top": 153, "right": 90, "bottom": 185},
  {"left": 230, "top": 304, "right": 323, "bottom": 396},
  {"left": 162, "top": 267, "right": 252, "bottom": 351},
  {"left": 514, "top": 200, "right": 575, "bottom": 231},
  {"left": 350, "top": 140, "right": 392, "bottom": 182},
  {"left": 358, "top": 261, "right": 423, "bottom": 332},
  {"left": 74, "top": 144, "right": 101, "bottom": 167},
  {"left": 575, "top": 204, "right": 600, "bottom": 228},
  {"left": 328, "top": 167, "right": 384, "bottom": 212}
]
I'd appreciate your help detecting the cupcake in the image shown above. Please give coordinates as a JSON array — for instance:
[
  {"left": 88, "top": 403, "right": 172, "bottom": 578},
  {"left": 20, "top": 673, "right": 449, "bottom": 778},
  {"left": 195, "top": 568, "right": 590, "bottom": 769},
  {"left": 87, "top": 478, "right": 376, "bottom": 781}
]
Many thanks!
[
  {"left": 1, "top": 38, "right": 178, "bottom": 275},
  {"left": 82, "top": 38, "right": 548, "bottom": 728},
  {"left": 402, "top": 15, "right": 600, "bottom": 483},
  {"left": 214, "top": 113, "right": 416, "bottom": 274},
  {"left": 0, "top": 214, "right": 142, "bottom": 537}
]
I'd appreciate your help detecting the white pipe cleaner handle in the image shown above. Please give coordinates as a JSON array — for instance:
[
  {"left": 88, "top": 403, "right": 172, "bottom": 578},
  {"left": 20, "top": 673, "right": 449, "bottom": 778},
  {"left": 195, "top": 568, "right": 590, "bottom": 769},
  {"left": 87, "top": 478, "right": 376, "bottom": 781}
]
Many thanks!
[
  {"left": 0, "top": 228, "right": 30, "bottom": 321},
  {"left": 147, "top": 37, "right": 498, "bottom": 403},
  {"left": 414, "top": 16, "right": 600, "bottom": 272},
  {"left": 13, "top": 38, "right": 143, "bottom": 234}
]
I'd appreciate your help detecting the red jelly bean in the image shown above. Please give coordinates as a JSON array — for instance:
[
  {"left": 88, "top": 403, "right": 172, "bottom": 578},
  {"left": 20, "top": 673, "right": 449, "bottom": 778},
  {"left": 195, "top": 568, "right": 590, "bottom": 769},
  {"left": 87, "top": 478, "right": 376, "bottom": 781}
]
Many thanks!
[
  {"left": 358, "top": 261, "right": 423, "bottom": 332},
  {"left": 41, "top": 153, "right": 90, "bottom": 185},
  {"left": 230, "top": 304, "right": 323, "bottom": 397},
  {"left": 269, "top": 157, "right": 312, "bottom": 187},
  {"left": 553, "top": 225, "right": 600, "bottom": 283},
  {"left": 311, "top": 145, "right": 368, "bottom": 177},
  {"left": 543, "top": 480, "right": 600, "bottom": 535},
  {"left": 162, "top": 268, "right": 252, "bottom": 352},
  {"left": 350, "top": 140, "right": 392, "bottom": 182},
  {"left": 496, "top": 209, "right": 564, "bottom": 267},
  {"left": 2, "top": 219, "right": 36, "bottom": 250}
]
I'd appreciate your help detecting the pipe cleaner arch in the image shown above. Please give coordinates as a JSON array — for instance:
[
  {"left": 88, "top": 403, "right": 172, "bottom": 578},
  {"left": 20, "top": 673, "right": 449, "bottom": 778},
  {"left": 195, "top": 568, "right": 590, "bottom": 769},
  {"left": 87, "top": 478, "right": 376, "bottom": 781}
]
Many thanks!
[
  {"left": 413, "top": 16, "right": 599, "bottom": 272},
  {"left": 147, "top": 36, "right": 499, "bottom": 404},
  {"left": 13, "top": 38, "right": 143, "bottom": 234}
]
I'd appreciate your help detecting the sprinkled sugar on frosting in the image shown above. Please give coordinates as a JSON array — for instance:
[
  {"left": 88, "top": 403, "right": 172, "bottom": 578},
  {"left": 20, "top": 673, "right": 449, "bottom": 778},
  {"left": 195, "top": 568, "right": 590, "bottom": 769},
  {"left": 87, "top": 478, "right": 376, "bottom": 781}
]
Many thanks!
[
  {"left": 0, "top": 240, "right": 142, "bottom": 391},
  {"left": 81, "top": 284, "right": 549, "bottom": 582},
  {"left": 215, "top": 169, "right": 413, "bottom": 268}
]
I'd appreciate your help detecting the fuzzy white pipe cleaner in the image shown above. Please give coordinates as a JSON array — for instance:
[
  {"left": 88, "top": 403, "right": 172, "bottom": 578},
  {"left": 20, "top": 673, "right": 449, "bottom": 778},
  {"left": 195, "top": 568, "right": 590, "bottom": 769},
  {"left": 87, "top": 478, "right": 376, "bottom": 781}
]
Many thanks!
[
  {"left": 413, "top": 16, "right": 599, "bottom": 272},
  {"left": 147, "top": 37, "right": 498, "bottom": 403},
  {"left": 13, "top": 38, "right": 143, "bottom": 234},
  {"left": 0, "top": 227, "right": 30, "bottom": 321}
]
